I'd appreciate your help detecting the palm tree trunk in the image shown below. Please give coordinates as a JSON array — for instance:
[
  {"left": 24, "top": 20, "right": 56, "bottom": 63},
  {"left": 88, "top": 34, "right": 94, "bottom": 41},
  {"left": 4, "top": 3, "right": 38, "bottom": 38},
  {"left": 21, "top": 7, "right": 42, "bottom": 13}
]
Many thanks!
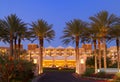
[
  {"left": 116, "top": 38, "right": 120, "bottom": 71},
  {"left": 39, "top": 37, "right": 44, "bottom": 74},
  {"left": 18, "top": 38, "right": 21, "bottom": 59},
  {"left": 98, "top": 39, "right": 102, "bottom": 69},
  {"left": 103, "top": 38, "right": 107, "bottom": 70},
  {"left": 14, "top": 38, "right": 17, "bottom": 59},
  {"left": 10, "top": 32, "right": 13, "bottom": 56},
  {"left": 93, "top": 40, "right": 98, "bottom": 73},
  {"left": 75, "top": 36, "right": 80, "bottom": 74},
  {"left": 75, "top": 47, "right": 79, "bottom": 74}
]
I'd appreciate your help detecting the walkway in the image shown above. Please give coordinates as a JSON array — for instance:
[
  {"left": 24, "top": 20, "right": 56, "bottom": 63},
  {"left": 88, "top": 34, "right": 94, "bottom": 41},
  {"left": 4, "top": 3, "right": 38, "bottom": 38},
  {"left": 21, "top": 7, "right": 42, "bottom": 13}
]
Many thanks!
[{"left": 37, "top": 72, "right": 106, "bottom": 82}]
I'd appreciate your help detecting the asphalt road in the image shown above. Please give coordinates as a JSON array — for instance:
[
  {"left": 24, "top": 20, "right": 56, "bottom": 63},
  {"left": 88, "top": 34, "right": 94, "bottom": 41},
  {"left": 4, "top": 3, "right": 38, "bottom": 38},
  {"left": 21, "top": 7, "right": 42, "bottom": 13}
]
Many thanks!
[{"left": 38, "top": 72, "right": 105, "bottom": 82}]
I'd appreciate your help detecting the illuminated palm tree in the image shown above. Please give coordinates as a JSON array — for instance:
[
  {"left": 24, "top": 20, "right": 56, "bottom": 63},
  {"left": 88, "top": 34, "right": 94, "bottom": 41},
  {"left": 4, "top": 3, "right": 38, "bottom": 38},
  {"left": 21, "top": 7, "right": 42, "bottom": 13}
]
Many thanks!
[
  {"left": 89, "top": 23, "right": 102, "bottom": 70},
  {"left": 82, "top": 24, "right": 99, "bottom": 73},
  {"left": 0, "top": 14, "right": 26, "bottom": 56},
  {"left": 87, "top": 26, "right": 98, "bottom": 73},
  {"left": 61, "top": 19, "right": 88, "bottom": 74},
  {"left": 109, "top": 23, "right": 120, "bottom": 71},
  {"left": 89, "top": 11, "right": 118, "bottom": 70},
  {"left": 17, "top": 25, "right": 28, "bottom": 58},
  {"left": 30, "top": 19, "right": 55, "bottom": 74}
]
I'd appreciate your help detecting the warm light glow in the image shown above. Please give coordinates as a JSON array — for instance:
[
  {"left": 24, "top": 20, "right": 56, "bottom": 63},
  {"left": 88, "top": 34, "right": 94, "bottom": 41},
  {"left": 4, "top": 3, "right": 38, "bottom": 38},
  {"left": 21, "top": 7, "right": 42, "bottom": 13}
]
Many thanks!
[
  {"left": 80, "top": 59, "right": 84, "bottom": 64},
  {"left": 33, "top": 59, "right": 37, "bottom": 64},
  {"left": 98, "top": 69, "right": 100, "bottom": 72},
  {"left": 43, "top": 60, "right": 75, "bottom": 67},
  {"left": 59, "top": 67, "right": 62, "bottom": 70}
]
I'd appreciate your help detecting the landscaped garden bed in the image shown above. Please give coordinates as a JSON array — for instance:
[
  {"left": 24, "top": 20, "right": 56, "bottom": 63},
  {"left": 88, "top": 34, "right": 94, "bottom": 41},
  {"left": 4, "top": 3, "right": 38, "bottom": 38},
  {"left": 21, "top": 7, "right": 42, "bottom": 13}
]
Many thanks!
[
  {"left": 89, "top": 72, "right": 114, "bottom": 79},
  {"left": 81, "top": 68, "right": 120, "bottom": 82},
  {"left": 0, "top": 55, "right": 35, "bottom": 82}
]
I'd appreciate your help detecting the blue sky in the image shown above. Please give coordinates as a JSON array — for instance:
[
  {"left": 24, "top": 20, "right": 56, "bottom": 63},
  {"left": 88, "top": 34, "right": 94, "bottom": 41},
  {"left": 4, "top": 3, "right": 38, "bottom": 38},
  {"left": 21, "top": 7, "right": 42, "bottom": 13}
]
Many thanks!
[{"left": 0, "top": 0, "right": 120, "bottom": 49}]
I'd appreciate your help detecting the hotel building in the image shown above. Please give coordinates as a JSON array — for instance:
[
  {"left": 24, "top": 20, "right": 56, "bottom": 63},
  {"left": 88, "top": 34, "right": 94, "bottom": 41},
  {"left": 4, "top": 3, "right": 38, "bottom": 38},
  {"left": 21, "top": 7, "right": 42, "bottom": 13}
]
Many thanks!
[
  {"left": 26, "top": 44, "right": 92, "bottom": 68},
  {"left": 0, "top": 44, "right": 118, "bottom": 68}
]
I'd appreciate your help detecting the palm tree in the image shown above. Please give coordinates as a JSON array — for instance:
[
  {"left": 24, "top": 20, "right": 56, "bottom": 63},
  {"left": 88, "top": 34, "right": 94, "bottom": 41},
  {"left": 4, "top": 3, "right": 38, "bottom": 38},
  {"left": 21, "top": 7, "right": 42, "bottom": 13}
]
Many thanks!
[
  {"left": 11, "top": 18, "right": 27, "bottom": 59},
  {"left": 90, "top": 24, "right": 102, "bottom": 69},
  {"left": 17, "top": 25, "right": 28, "bottom": 58},
  {"left": 89, "top": 11, "right": 118, "bottom": 70},
  {"left": 89, "top": 26, "right": 98, "bottom": 73},
  {"left": 61, "top": 19, "right": 88, "bottom": 74},
  {"left": 0, "top": 14, "right": 25, "bottom": 56},
  {"left": 30, "top": 19, "right": 55, "bottom": 74},
  {"left": 109, "top": 23, "right": 120, "bottom": 71},
  {"left": 81, "top": 22, "right": 100, "bottom": 73}
]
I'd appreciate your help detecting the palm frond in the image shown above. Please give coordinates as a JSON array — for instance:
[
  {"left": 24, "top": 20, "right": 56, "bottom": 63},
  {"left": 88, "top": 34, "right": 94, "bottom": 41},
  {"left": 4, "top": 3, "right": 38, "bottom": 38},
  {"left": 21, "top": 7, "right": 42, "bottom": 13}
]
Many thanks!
[{"left": 30, "top": 19, "right": 55, "bottom": 43}]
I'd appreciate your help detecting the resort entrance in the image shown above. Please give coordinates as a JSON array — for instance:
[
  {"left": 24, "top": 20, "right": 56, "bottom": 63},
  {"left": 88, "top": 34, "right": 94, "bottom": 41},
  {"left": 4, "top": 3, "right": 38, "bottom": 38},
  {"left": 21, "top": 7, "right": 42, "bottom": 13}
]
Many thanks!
[{"left": 43, "top": 60, "right": 76, "bottom": 68}]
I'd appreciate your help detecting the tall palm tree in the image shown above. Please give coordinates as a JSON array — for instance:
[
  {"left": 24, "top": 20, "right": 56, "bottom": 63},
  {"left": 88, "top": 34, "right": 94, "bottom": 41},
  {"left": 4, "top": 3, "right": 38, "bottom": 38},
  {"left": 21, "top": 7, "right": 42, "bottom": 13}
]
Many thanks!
[
  {"left": 89, "top": 26, "right": 98, "bottom": 73},
  {"left": 11, "top": 18, "right": 27, "bottom": 59},
  {"left": 81, "top": 21, "right": 100, "bottom": 73},
  {"left": 61, "top": 19, "right": 88, "bottom": 74},
  {"left": 30, "top": 19, "right": 55, "bottom": 74},
  {"left": 90, "top": 24, "right": 102, "bottom": 69},
  {"left": 0, "top": 14, "right": 25, "bottom": 56},
  {"left": 89, "top": 11, "right": 118, "bottom": 70},
  {"left": 17, "top": 25, "right": 27, "bottom": 58},
  {"left": 109, "top": 23, "right": 120, "bottom": 71}
]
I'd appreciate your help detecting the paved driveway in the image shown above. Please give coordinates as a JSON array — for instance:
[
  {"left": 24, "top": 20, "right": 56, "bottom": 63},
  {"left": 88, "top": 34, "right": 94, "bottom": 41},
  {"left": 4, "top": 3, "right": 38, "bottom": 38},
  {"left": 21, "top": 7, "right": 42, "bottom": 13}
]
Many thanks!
[{"left": 38, "top": 72, "right": 105, "bottom": 82}]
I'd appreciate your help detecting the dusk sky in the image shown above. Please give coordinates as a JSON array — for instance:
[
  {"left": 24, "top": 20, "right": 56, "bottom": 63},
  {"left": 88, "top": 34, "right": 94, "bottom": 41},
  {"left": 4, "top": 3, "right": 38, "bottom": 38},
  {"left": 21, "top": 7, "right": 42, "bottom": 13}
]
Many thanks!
[{"left": 0, "top": 0, "right": 120, "bottom": 49}]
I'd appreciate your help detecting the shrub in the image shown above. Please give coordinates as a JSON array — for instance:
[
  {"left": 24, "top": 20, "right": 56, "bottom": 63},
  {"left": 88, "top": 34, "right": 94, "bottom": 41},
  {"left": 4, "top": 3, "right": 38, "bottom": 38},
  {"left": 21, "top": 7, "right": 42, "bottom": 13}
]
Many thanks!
[
  {"left": 0, "top": 54, "right": 35, "bottom": 82},
  {"left": 112, "top": 72, "right": 120, "bottom": 82},
  {"left": 82, "top": 68, "right": 94, "bottom": 76},
  {"left": 97, "top": 71, "right": 106, "bottom": 78}
]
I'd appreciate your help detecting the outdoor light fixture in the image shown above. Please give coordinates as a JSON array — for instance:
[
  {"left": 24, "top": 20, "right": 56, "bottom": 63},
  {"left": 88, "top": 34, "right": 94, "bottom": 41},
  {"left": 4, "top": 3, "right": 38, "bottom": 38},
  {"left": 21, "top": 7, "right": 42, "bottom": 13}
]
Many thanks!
[
  {"left": 33, "top": 59, "right": 37, "bottom": 64},
  {"left": 98, "top": 69, "right": 100, "bottom": 72},
  {"left": 80, "top": 58, "right": 84, "bottom": 64}
]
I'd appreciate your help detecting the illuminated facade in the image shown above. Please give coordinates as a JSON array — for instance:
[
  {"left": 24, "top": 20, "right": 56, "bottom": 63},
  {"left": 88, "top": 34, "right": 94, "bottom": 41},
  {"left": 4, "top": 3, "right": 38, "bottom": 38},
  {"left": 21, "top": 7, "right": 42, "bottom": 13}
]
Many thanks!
[
  {"left": 27, "top": 44, "right": 92, "bottom": 68},
  {"left": 0, "top": 47, "right": 9, "bottom": 55},
  {"left": 107, "top": 46, "right": 119, "bottom": 63},
  {"left": 0, "top": 44, "right": 119, "bottom": 68}
]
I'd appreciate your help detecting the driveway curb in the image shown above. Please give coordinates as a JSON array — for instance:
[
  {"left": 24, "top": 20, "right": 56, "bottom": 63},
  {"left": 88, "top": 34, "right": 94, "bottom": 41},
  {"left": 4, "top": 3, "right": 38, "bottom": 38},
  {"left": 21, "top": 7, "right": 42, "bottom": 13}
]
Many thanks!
[{"left": 72, "top": 73, "right": 111, "bottom": 82}]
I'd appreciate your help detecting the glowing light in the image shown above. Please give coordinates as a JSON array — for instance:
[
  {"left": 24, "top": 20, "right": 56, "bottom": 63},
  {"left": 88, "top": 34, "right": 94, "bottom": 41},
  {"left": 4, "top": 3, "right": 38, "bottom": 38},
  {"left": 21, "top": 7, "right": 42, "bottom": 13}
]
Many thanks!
[
  {"left": 33, "top": 59, "right": 37, "bottom": 64},
  {"left": 59, "top": 67, "right": 62, "bottom": 70},
  {"left": 98, "top": 69, "right": 100, "bottom": 72},
  {"left": 80, "top": 59, "right": 84, "bottom": 64}
]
